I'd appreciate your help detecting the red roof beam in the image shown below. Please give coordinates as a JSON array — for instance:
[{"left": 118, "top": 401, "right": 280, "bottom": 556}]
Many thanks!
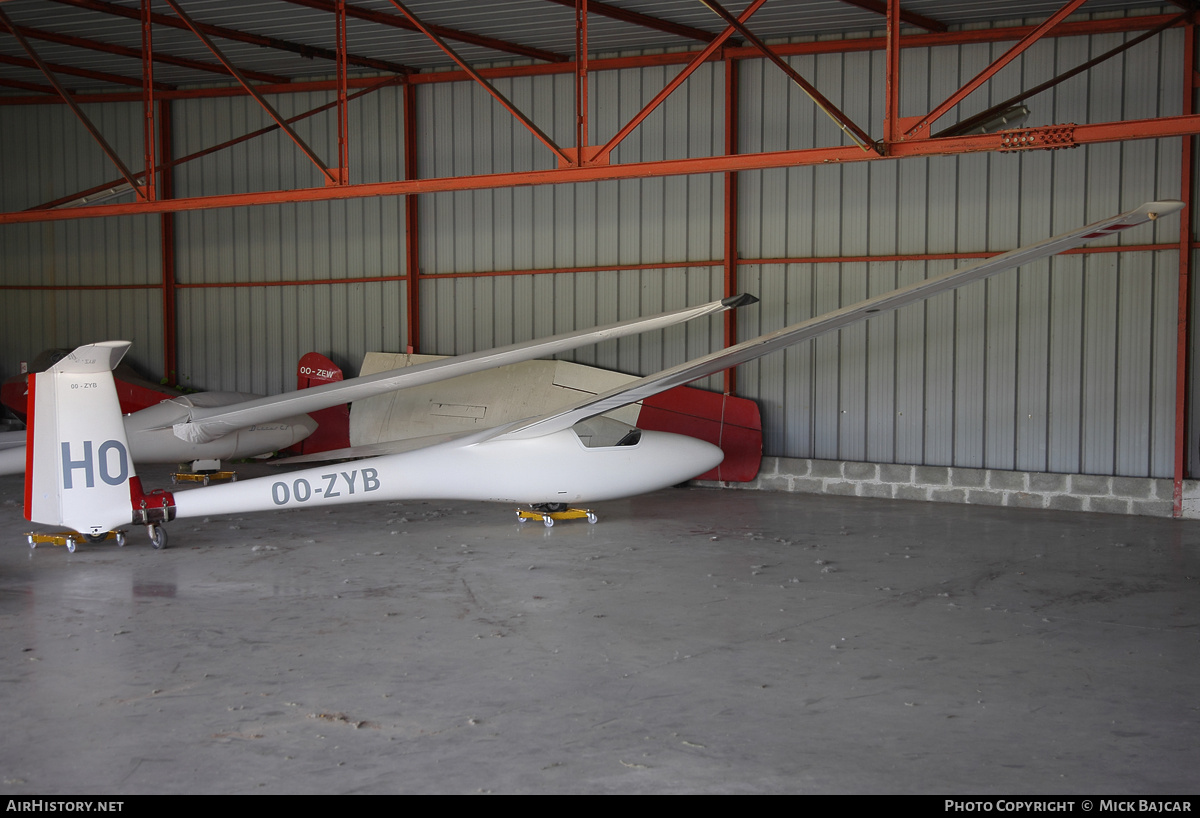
[
  {"left": 4, "top": 112, "right": 1200, "bottom": 225},
  {"left": 0, "top": 52, "right": 170, "bottom": 90},
  {"left": 278, "top": 0, "right": 568, "bottom": 63},
  {"left": 43, "top": 0, "right": 413, "bottom": 76},
  {"left": 3, "top": 112, "right": 1200, "bottom": 225},
  {"left": 0, "top": 17, "right": 290, "bottom": 85},
  {"left": 835, "top": 0, "right": 947, "bottom": 33},
  {"left": 0, "top": 76, "right": 58, "bottom": 95},
  {"left": 541, "top": 0, "right": 719, "bottom": 44}
]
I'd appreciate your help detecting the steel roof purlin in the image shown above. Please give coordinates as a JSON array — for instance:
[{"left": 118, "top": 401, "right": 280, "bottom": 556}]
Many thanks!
[
  {"left": 278, "top": 0, "right": 570, "bottom": 63},
  {"left": 835, "top": 0, "right": 947, "bottom": 32},
  {"left": 0, "top": 14, "right": 290, "bottom": 85},
  {"left": 42, "top": 0, "right": 415, "bottom": 76},
  {"left": 542, "top": 0, "right": 721, "bottom": 44}
]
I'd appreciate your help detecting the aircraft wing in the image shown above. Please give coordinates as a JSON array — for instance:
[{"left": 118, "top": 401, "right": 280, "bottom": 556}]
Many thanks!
[
  {"left": 170, "top": 294, "right": 757, "bottom": 444},
  {"left": 485, "top": 200, "right": 1183, "bottom": 443}
]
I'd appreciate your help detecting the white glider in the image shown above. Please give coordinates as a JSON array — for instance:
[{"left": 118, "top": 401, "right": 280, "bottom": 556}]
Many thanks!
[
  {"left": 22, "top": 200, "right": 1183, "bottom": 546},
  {"left": 1, "top": 294, "right": 751, "bottom": 475}
]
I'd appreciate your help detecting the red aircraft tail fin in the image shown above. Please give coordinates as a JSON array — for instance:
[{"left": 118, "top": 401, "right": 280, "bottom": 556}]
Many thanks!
[
  {"left": 289, "top": 353, "right": 351, "bottom": 455},
  {"left": 636, "top": 387, "right": 762, "bottom": 483}
]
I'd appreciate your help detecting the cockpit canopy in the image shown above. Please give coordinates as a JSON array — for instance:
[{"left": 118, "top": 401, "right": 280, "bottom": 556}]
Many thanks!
[{"left": 572, "top": 416, "right": 642, "bottom": 448}]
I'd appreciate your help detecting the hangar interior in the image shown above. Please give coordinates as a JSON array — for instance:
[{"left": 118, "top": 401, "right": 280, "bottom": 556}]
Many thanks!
[{"left": 0, "top": 0, "right": 1198, "bottom": 795}]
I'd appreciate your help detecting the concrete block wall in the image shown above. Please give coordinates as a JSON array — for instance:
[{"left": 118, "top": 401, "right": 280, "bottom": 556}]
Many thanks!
[{"left": 697, "top": 457, "right": 1200, "bottom": 518}]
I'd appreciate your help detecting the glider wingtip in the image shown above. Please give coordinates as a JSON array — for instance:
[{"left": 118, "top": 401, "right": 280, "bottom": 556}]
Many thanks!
[
  {"left": 1144, "top": 200, "right": 1185, "bottom": 219},
  {"left": 723, "top": 293, "right": 759, "bottom": 309}
]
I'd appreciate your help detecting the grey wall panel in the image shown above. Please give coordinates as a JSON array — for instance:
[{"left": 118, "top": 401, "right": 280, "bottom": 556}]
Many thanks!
[
  {"left": 174, "top": 280, "right": 405, "bottom": 395},
  {"left": 733, "top": 25, "right": 1183, "bottom": 477},
  {"left": 737, "top": 250, "right": 1178, "bottom": 475},
  {"left": 168, "top": 89, "right": 407, "bottom": 393},
  {"left": 0, "top": 289, "right": 163, "bottom": 384},
  {"left": 0, "top": 100, "right": 162, "bottom": 385},
  {"left": 418, "top": 266, "right": 725, "bottom": 389}
]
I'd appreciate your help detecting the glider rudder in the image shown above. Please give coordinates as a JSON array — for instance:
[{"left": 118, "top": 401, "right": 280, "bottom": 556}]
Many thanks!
[{"left": 25, "top": 341, "right": 172, "bottom": 537}]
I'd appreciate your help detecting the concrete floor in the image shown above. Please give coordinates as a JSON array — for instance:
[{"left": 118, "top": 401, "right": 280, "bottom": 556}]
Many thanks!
[{"left": 0, "top": 464, "right": 1197, "bottom": 794}]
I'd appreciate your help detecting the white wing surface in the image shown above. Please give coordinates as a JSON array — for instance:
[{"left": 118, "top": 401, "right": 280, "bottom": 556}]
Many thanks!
[
  {"left": 170, "top": 294, "right": 756, "bottom": 444},
  {"left": 485, "top": 200, "right": 1183, "bottom": 443}
]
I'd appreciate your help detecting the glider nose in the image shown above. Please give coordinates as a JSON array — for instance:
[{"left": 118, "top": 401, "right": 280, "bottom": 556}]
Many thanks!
[{"left": 642, "top": 430, "right": 724, "bottom": 483}]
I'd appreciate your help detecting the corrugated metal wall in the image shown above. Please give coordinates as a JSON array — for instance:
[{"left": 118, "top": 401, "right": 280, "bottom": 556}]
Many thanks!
[
  {"left": 170, "top": 89, "right": 407, "bottom": 394},
  {"left": 0, "top": 20, "right": 1193, "bottom": 479},
  {"left": 0, "top": 100, "right": 163, "bottom": 378},
  {"left": 735, "top": 28, "right": 1186, "bottom": 477}
]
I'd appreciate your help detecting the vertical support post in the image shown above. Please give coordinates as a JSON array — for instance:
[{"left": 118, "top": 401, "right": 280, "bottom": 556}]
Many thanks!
[
  {"left": 575, "top": 0, "right": 588, "bottom": 163},
  {"left": 159, "top": 99, "right": 176, "bottom": 382},
  {"left": 404, "top": 81, "right": 421, "bottom": 354},
  {"left": 883, "top": 0, "right": 900, "bottom": 148},
  {"left": 1174, "top": 22, "right": 1195, "bottom": 517},
  {"left": 722, "top": 56, "right": 739, "bottom": 396},
  {"left": 335, "top": 0, "right": 349, "bottom": 184},
  {"left": 141, "top": 0, "right": 156, "bottom": 201}
]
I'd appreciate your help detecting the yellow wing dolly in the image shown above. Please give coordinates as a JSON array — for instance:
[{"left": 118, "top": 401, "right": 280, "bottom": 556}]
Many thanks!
[
  {"left": 171, "top": 470, "right": 238, "bottom": 486},
  {"left": 26, "top": 530, "right": 128, "bottom": 553},
  {"left": 516, "top": 504, "right": 598, "bottom": 528}
]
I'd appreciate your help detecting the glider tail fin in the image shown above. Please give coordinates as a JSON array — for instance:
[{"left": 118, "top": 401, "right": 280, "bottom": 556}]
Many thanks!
[
  {"left": 25, "top": 342, "right": 173, "bottom": 536},
  {"left": 289, "top": 352, "right": 350, "bottom": 455}
]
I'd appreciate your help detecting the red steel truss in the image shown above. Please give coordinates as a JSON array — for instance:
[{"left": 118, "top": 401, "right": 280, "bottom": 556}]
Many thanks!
[{"left": 2, "top": 1, "right": 1199, "bottom": 510}]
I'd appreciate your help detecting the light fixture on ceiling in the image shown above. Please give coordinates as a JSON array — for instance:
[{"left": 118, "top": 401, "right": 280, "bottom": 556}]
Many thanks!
[{"left": 966, "top": 104, "right": 1031, "bottom": 134}]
